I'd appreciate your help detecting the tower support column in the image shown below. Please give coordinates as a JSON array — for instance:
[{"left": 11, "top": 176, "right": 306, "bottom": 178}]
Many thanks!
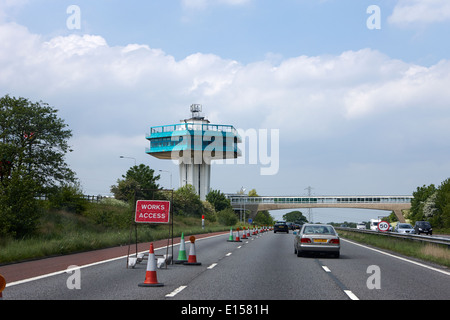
[{"left": 179, "top": 159, "right": 211, "bottom": 200}]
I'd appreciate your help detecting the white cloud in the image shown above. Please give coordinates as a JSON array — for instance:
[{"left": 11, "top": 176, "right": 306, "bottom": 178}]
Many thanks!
[
  {"left": 389, "top": 0, "right": 450, "bottom": 26},
  {"left": 1, "top": 21, "right": 450, "bottom": 194}
]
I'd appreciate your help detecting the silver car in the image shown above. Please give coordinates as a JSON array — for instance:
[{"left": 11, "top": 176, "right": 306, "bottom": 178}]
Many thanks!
[
  {"left": 294, "top": 224, "right": 340, "bottom": 258},
  {"left": 394, "top": 223, "right": 415, "bottom": 234}
]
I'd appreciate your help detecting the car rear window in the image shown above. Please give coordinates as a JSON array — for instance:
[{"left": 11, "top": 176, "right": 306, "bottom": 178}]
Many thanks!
[{"left": 303, "top": 226, "right": 335, "bottom": 235}]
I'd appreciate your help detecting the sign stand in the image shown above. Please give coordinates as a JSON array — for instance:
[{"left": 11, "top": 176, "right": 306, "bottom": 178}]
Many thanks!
[{"left": 126, "top": 189, "right": 174, "bottom": 269}]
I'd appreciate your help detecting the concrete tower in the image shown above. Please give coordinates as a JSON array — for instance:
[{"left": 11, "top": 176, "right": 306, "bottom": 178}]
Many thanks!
[{"left": 146, "top": 104, "right": 241, "bottom": 200}]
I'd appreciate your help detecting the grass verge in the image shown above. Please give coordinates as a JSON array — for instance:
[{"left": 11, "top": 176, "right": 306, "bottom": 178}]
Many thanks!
[
  {"left": 338, "top": 229, "right": 450, "bottom": 268},
  {"left": 0, "top": 208, "right": 233, "bottom": 265}
]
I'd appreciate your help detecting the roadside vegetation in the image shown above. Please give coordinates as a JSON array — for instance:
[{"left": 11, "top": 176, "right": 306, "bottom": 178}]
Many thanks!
[{"left": 338, "top": 229, "right": 450, "bottom": 268}]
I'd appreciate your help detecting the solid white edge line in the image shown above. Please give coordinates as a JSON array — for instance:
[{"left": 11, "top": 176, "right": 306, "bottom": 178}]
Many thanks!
[
  {"left": 6, "top": 233, "right": 230, "bottom": 287},
  {"left": 344, "top": 290, "right": 359, "bottom": 300},
  {"left": 165, "top": 285, "right": 187, "bottom": 297},
  {"left": 341, "top": 238, "right": 450, "bottom": 276}
]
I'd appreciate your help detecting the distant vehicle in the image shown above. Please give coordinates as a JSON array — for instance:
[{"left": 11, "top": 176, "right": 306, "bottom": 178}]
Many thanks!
[
  {"left": 414, "top": 221, "right": 432, "bottom": 235},
  {"left": 370, "top": 219, "right": 381, "bottom": 231},
  {"left": 356, "top": 223, "right": 366, "bottom": 230},
  {"left": 294, "top": 224, "right": 340, "bottom": 258},
  {"left": 394, "top": 223, "right": 415, "bottom": 234},
  {"left": 274, "top": 221, "right": 289, "bottom": 233},
  {"left": 286, "top": 222, "right": 295, "bottom": 230}
]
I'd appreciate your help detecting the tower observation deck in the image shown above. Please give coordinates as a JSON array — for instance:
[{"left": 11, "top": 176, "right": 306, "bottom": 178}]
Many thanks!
[{"left": 146, "top": 104, "right": 242, "bottom": 200}]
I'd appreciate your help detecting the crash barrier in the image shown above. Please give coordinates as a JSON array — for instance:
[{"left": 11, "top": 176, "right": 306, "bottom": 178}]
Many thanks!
[{"left": 335, "top": 227, "right": 450, "bottom": 247}]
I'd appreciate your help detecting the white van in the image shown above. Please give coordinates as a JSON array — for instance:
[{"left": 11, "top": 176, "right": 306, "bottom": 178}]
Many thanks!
[
  {"left": 356, "top": 222, "right": 366, "bottom": 230},
  {"left": 369, "top": 219, "right": 381, "bottom": 231}
]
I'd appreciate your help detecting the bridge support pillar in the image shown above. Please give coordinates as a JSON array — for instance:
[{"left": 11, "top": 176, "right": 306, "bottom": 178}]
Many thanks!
[{"left": 393, "top": 209, "right": 406, "bottom": 223}]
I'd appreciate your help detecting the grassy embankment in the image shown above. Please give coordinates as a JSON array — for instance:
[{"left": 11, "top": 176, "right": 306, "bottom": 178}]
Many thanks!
[
  {"left": 0, "top": 200, "right": 234, "bottom": 265},
  {"left": 338, "top": 229, "right": 450, "bottom": 268}
]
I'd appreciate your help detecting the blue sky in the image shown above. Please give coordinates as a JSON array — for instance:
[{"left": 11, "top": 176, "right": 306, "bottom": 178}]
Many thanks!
[{"left": 1, "top": 0, "right": 450, "bottom": 222}]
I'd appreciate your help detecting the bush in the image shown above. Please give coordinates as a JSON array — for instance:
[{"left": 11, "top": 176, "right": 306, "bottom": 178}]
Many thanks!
[
  {"left": 0, "top": 173, "right": 41, "bottom": 238},
  {"left": 47, "top": 184, "right": 88, "bottom": 214},
  {"left": 217, "top": 208, "right": 238, "bottom": 226}
]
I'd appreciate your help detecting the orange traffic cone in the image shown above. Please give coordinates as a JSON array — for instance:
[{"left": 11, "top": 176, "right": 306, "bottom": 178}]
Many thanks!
[
  {"left": 184, "top": 236, "right": 201, "bottom": 265},
  {"left": 138, "top": 243, "right": 164, "bottom": 287},
  {"left": 0, "top": 274, "right": 5, "bottom": 300},
  {"left": 242, "top": 227, "right": 247, "bottom": 239}
]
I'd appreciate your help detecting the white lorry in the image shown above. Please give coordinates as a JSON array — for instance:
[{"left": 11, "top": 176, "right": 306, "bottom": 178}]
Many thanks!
[{"left": 370, "top": 219, "right": 381, "bottom": 231}]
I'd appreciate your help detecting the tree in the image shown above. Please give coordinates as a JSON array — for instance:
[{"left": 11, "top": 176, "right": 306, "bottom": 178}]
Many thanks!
[
  {"left": 0, "top": 95, "right": 75, "bottom": 191},
  {"left": 283, "top": 210, "right": 308, "bottom": 223},
  {"left": 0, "top": 95, "right": 75, "bottom": 238},
  {"left": 410, "top": 184, "right": 436, "bottom": 222},
  {"left": 173, "top": 184, "right": 204, "bottom": 217},
  {"left": 206, "top": 189, "right": 231, "bottom": 212},
  {"left": 254, "top": 210, "right": 274, "bottom": 226},
  {"left": 110, "top": 164, "right": 161, "bottom": 202},
  {"left": 434, "top": 178, "right": 450, "bottom": 229}
]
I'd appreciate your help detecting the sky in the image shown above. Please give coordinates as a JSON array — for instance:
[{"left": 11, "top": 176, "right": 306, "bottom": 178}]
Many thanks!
[{"left": 1, "top": 0, "right": 450, "bottom": 222}]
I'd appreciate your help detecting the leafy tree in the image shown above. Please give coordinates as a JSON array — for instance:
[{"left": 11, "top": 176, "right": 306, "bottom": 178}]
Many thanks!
[
  {"left": 283, "top": 210, "right": 308, "bottom": 223},
  {"left": 253, "top": 210, "right": 274, "bottom": 226},
  {"left": 0, "top": 95, "right": 75, "bottom": 191},
  {"left": 410, "top": 184, "right": 436, "bottom": 222},
  {"left": 206, "top": 189, "right": 231, "bottom": 212},
  {"left": 217, "top": 207, "right": 238, "bottom": 226},
  {"left": 1, "top": 95, "right": 75, "bottom": 237},
  {"left": 173, "top": 184, "right": 204, "bottom": 217},
  {"left": 110, "top": 164, "right": 161, "bottom": 202},
  {"left": 434, "top": 178, "right": 450, "bottom": 229},
  {"left": 0, "top": 169, "right": 41, "bottom": 238}
]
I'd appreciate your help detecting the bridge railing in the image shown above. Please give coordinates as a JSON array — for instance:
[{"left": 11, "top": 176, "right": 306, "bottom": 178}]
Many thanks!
[{"left": 226, "top": 195, "right": 413, "bottom": 205}]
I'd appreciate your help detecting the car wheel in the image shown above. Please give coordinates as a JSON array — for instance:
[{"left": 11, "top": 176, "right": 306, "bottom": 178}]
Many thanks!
[
  {"left": 294, "top": 246, "right": 297, "bottom": 254},
  {"left": 296, "top": 248, "right": 303, "bottom": 257}
]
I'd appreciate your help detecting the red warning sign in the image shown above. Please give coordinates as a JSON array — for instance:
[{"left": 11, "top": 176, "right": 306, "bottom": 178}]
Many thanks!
[{"left": 135, "top": 200, "right": 170, "bottom": 224}]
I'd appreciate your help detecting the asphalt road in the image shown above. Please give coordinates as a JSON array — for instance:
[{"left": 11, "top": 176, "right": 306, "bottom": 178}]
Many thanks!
[{"left": 2, "top": 230, "right": 449, "bottom": 302}]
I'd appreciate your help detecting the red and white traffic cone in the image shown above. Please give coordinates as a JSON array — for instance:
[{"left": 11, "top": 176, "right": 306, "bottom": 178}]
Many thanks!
[
  {"left": 242, "top": 227, "right": 247, "bottom": 239},
  {"left": 0, "top": 274, "right": 5, "bottom": 300},
  {"left": 138, "top": 243, "right": 164, "bottom": 287},
  {"left": 184, "top": 236, "right": 202, "bottom": 265},
  {"left": 247, "top": 227, "right": 251, "bottom": 238},
  {"left": 235, "top": 228, "right": 242, "bottom": 242}
]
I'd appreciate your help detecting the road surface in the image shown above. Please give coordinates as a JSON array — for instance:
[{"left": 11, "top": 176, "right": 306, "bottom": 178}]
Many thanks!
[{"left": 1, "top": 230, "right": 449, "bottom": 305}]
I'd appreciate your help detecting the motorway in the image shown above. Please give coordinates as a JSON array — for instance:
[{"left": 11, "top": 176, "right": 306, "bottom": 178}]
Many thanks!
[{"left": 2, "top": 230, "right": 449, "bottom": 303}]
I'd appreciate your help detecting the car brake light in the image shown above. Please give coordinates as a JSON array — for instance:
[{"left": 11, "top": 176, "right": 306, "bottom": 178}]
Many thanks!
[
  {"left": 301, "top": 238, "right": 311, "bottom": 243},
  {"left": 329, "top": 239, "right": 340, "bottom": 244}
]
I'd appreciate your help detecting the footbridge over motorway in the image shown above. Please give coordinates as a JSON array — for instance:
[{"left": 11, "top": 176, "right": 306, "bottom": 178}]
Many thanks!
[{"left": 226, "top": 195, "right": 413, "bottom": 223}]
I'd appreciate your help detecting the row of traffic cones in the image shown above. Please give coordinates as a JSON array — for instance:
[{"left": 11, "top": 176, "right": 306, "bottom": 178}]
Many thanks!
[
  {"left": 226, "top": 226, "right": 272, "bottom": 242},
  {"left": 138, "top": 226, "right": 273, "bottom": 288},
  {"left": 138, "top": 233, "right": 201, "bottom": 288}
]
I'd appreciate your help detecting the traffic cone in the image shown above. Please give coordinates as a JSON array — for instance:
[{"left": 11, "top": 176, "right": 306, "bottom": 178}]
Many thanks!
[
  {"left": 242, "top": 227, "right": 247, "bottom": 239},
  {"left": 184, "top": 236, "right": 201, "bottom": 265},
  {"left": 138, "top": 243, "right": 164, "bottom": 287},
  {"left": 227, "top": 228, "right": 234, "bottom": 242},
  {"left": 0, "top": 274, "right": 5, "bottom": 300},
  {"left": 174, "top": 233, "right": 188, "bottom": 264},
  {"left": 247, "top": 227, "right": 251, "bottom": 238},
  {"left": 235, "top": 228, "right": 242, "bottom": 242}
]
